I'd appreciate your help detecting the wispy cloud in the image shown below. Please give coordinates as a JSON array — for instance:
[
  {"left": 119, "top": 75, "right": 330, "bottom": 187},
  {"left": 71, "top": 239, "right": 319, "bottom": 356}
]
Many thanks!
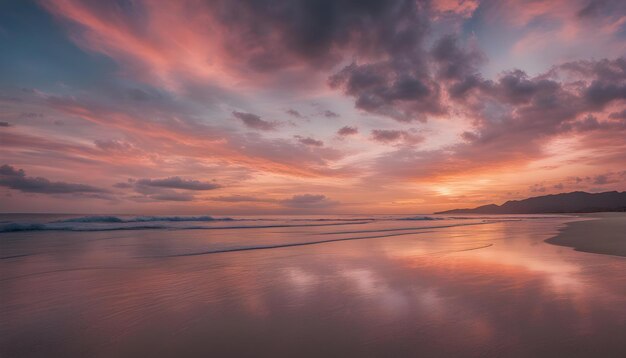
[{"left": 0, "top": 0, "right": 623, "bottom": 213}]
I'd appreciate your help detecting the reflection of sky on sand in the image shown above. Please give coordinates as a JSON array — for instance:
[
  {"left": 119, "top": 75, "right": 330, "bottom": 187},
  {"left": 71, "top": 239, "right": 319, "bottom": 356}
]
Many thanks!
[
  {"left": 1, "top": 216, "right": 626, "bottom": 357},
  {"left": 385, "top": 221, "right": 587, "bottom": 294}
]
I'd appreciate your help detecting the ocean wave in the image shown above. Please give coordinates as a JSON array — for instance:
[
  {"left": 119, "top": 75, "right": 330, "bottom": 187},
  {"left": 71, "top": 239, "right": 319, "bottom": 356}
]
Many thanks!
[
  {"left": 134, "top": 216, "right": 234, "bottom": 222},
  {"left": 0, "top": 223, "right": 170, "bottom": 232},
  {"left": 0, "top": 220, "right": 371, "bottom": 233},
  {"left": 396, "top": 216, "right": 443, "bottom": 221},
  {"left": 0, "top": 223, "right": 49, "bottom": 232},
  {"left": 55, "top": 216, "right": 125, "bottom": 223},
  {"left": 283, "top": 218, "right": 378, "bottom": 222},
  {"left": 55, "top": 215, "right": 233, "bottom": 223}
]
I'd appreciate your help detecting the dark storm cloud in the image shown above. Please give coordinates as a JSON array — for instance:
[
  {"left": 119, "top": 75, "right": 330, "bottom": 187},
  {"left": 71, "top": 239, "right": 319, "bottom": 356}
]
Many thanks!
[
  {"left": 584, "top": 81, "right": 626, "bottom": 108},
  {"left": 337, "top": 126, "right": 358, "bottom": 136},
  {"left": 210, "top": 195, "right": 276, "bottom": 203},
  {"left": 371, "top": 129, "right": 405, "bottom": 143},
  {"left": 448, "top": 74, "right": 485, "bottom": 99},
  {"left": 0, "top": 122, "right": 10, "bottom": 127},
  {"left": 282, "top": 0, "right": 442, "bottom": 122},
  {"left": 0, "top": 164, "right": 108, "bottom": 194},
  {"left": 295, "top": 135, "right": 324, "bottom": 147},
  {"left": 370, "top": 56, "right": 626, "bottom": 179},
  {"left": 460, "top": 58, "right": 626, "bottom": 146},
  {"left": 136, "top": 177, "right": 221, "bottom": 191},
  {"left": 0, "top": 165, "right": 25, "bottom": 177},
  {"left": 370, "top": 129, "right": 424, "bottom": 145},
  {"left": 280, "top": 194, "right": 339, "bottom": 208},
  {"left": 428, "top": 34, "right": 489, "bottom": 101},
  {"left": 129, "top": 176, "right": 220, "bottom": 202},
  {"left": 150, "top": 192, "right": 195, "bottom": 201},
  {"left": 559, "top": 58, "right": 626, "bottom": 108},
  {"left": 213, "top": 0, "right": 430, "bottom": 71},
  {"left": 486, "top": 70, "right": 563, "bottom": 105},
  {"left": 559, "top": 114, "right": 626, "bottom": 133},
  {"left": 329, "top": 62, "right": 443, "bottom": 122},
  {"left": 233, "top": 111, "right": 278, "bottom": 131},
  {"left": 431, "top": 34, "right": 484, "bottom": 82},
  {"left": 559, "top": 58, "right": 626, "bottom": 82},
  {"left": 564, "top": 114, "right": 603, "bottom": 132},
  {"left": 94, "top": 139, "right": 136, "bottom": 153}
]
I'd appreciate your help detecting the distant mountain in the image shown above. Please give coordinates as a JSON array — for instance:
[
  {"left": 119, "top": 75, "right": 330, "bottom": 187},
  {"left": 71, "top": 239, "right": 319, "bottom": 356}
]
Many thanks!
[{"left": 436, "top": 191, "right": 626, "bottom": 214}]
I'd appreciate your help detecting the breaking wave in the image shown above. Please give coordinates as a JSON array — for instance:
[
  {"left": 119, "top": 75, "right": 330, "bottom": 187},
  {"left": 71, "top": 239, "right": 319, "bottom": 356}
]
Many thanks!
[
  {"left": 0, "top": 223, "right": 49, "bottom": 232},
  {"left": 396, "top": 216, "right": 443, "bottom": 221},
  {"left": 55, "top": 215, "right": 233, "bottom": 223},
  {"left": 0, "top": 222, "right": 171, "bottom": 232},
  {"left": 0, "top": 220, "right": 371, "bottom": 233},
  {"left": 0, "top": 214, "right": 532, "bottom": 233}
]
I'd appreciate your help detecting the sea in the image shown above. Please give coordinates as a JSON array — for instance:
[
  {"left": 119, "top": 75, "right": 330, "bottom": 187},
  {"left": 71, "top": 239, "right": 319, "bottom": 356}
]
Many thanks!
[{"left": 1, "top": 213, "right": 625, "bottom": 357}]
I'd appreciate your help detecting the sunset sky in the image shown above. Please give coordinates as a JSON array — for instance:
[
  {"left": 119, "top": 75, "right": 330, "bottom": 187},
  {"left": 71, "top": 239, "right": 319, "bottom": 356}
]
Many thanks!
[{"left": 1, "top": 0, "right": 625, "bottom": 214}]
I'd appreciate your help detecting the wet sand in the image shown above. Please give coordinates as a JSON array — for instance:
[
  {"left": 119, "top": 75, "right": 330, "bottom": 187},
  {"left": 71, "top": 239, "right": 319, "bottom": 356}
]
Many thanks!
[
  {"left": 3, "top": 214, "right": 626, "bottom": 357},
  {"left": 546, "top": 213, "right": 626, "bottom": 257}
]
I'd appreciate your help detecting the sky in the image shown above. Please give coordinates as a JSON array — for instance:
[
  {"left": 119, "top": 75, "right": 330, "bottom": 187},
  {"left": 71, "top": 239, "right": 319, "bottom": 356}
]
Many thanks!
[{"left": 0, "top": 0, "right": 625, "bottom": 215}]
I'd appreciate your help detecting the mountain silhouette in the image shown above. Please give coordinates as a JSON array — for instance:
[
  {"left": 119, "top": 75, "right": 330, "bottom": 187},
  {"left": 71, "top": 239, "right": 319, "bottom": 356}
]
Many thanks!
[{"left": 437, "top": 191, "right": 626, "bottom": 214}]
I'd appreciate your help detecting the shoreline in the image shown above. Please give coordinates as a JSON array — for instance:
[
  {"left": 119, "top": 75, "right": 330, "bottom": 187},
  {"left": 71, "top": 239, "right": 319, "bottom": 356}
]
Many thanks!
[{"left": 545, "top": 212, "right": 626, "bottom": 258}]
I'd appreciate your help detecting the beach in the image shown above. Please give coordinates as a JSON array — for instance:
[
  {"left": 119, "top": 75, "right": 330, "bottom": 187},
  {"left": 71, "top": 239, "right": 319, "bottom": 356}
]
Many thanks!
[
  {"left": 2, "top": 214, "right": 626, "bottom": 357},
  {"left": 546, "top": 212, "right": 626, "bottom": 257}
]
